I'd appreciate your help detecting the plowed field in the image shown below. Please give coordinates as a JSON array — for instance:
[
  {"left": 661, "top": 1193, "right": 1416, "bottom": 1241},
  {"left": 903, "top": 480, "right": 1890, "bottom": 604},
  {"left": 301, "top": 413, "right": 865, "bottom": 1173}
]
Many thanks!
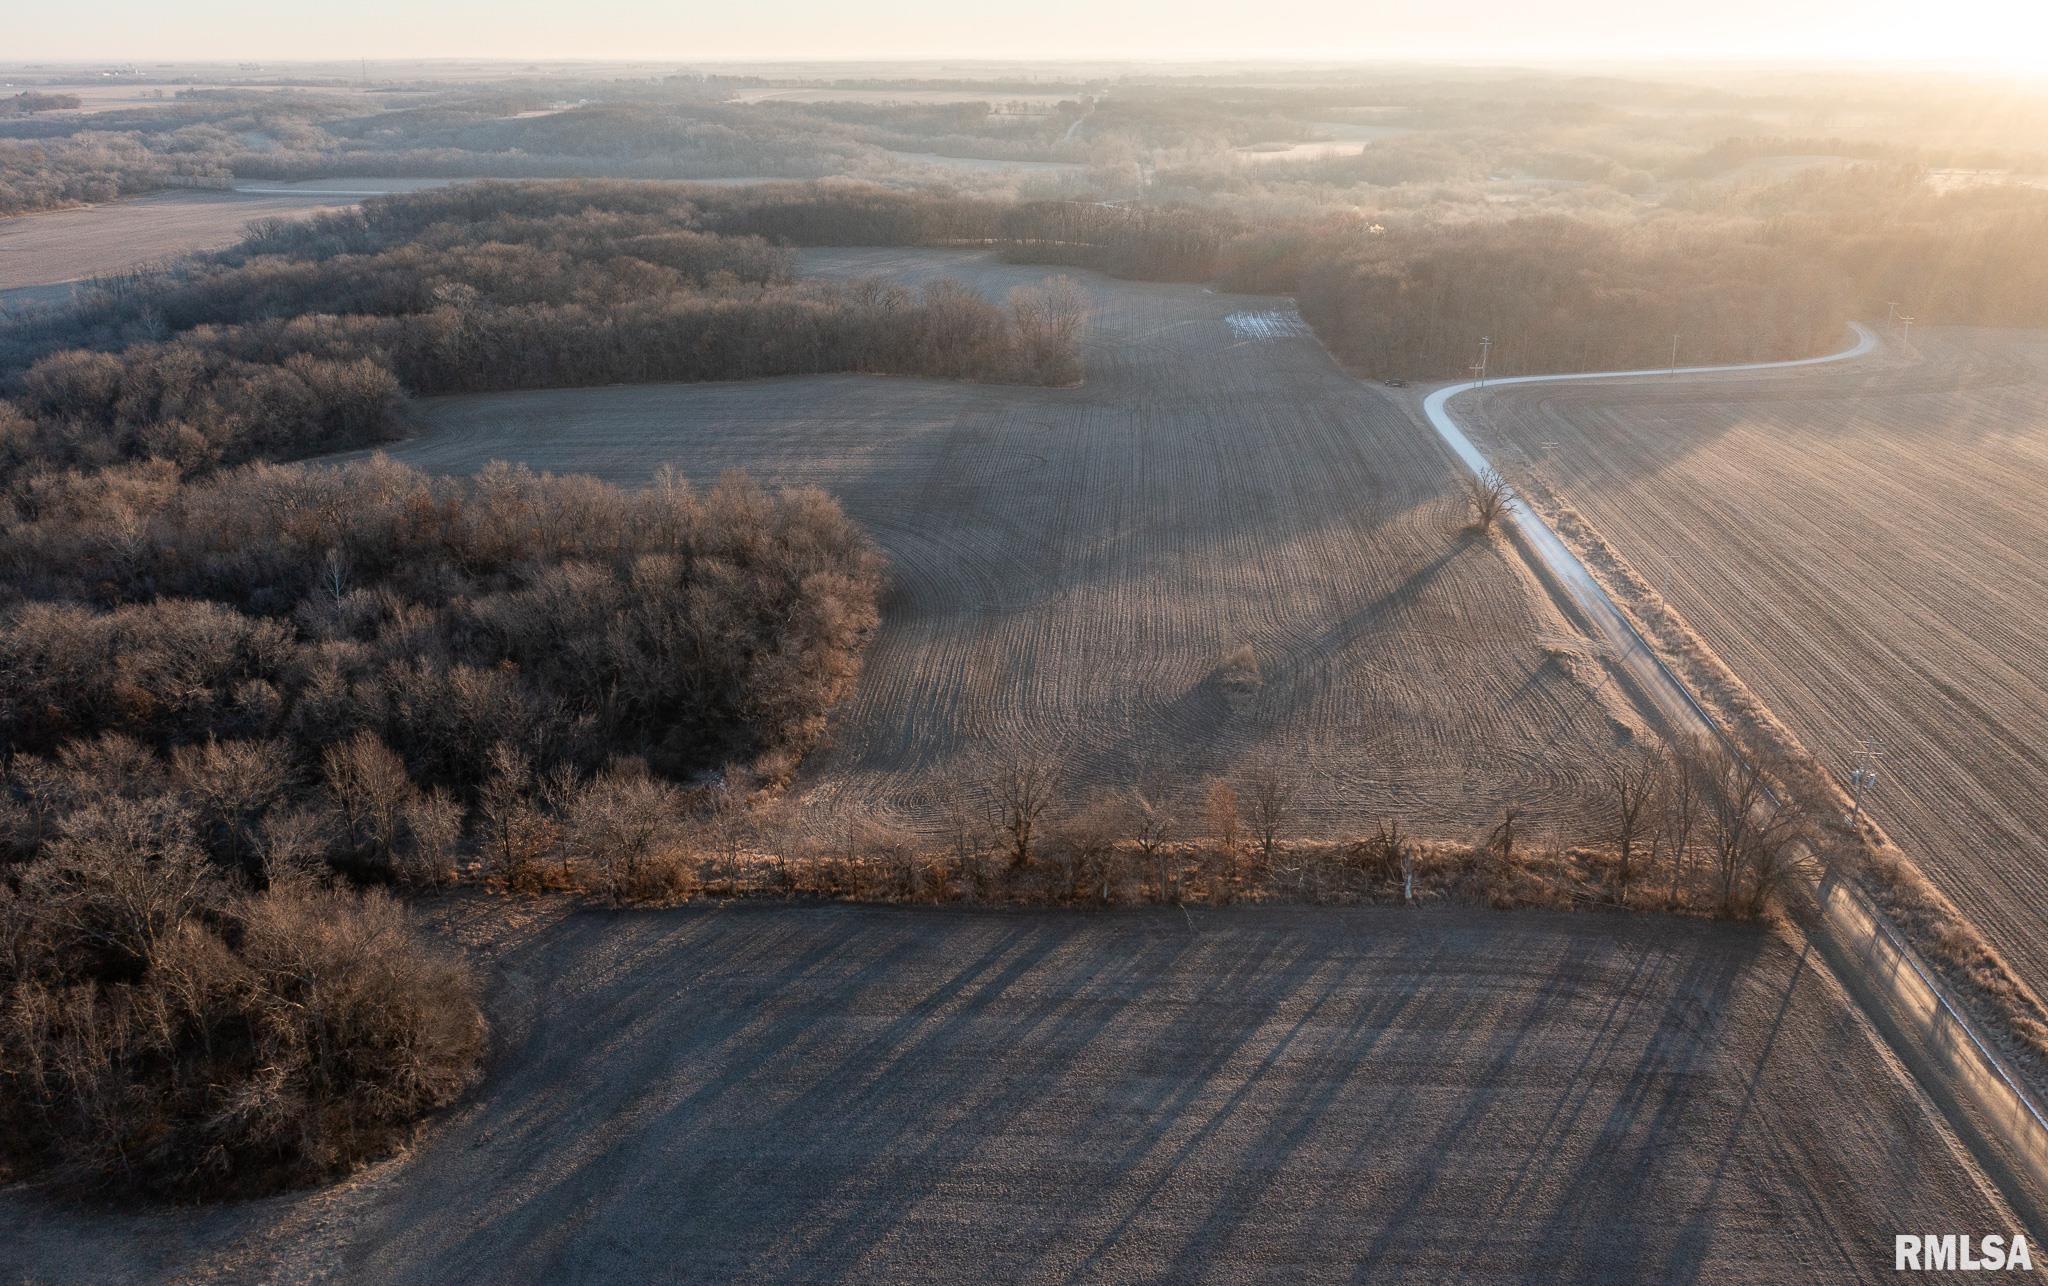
[
  {"left": 381, "top": 248, "right": 1648, "bottom": 834},
  {"left": 1461, "top": 327, "right": 2048, "bottom": 995},
  {"left": 0, "top": 904, "right": 2012, "bottom": 1282}
]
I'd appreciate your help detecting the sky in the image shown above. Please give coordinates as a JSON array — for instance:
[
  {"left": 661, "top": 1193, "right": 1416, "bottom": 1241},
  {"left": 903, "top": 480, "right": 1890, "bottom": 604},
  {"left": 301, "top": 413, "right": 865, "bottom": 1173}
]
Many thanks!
[{"left": 12, "top": 0, "right": 2048, "bottom": 71}]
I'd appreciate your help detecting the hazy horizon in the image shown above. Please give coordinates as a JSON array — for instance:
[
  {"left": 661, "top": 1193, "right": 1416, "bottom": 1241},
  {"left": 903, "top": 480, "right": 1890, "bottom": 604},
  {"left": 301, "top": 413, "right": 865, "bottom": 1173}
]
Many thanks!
[{"left": 11, "top": 0, "right": 2047, "bottom": 77}]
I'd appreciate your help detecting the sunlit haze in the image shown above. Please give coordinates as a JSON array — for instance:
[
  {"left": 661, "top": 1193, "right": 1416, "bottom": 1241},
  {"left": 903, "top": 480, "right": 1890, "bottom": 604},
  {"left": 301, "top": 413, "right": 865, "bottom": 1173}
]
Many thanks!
[{"left": 11, "top": 0, "right": 2048, "bottom": 71}]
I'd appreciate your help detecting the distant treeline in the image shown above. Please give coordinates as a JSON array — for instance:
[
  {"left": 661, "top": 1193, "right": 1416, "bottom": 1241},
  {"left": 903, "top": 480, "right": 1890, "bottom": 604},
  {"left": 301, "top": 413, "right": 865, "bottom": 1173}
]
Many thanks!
[
  {"left": 1290, "top": 218, "right": 1847, "bottom": 376},
  {"left": 2, "top": 92, "right": 83, "bottom": 116},
  {"left": 2, "top": 182, "right": 1084, "bottom": 481},
  {"left": 992, "top": 186, "right": 2048, "bottom": 375},
  {"left": 652, "top": 184, "right": 1842, "bottom": 375},
  {"left": 12, "top": 172, "right": 2048, "bottom": 437},
  {"left": 0, "top": 87, "right": 1100, "bottom": 218},
  {"left": 652, "top": 178, "right": 2048, "bottom": 377}
]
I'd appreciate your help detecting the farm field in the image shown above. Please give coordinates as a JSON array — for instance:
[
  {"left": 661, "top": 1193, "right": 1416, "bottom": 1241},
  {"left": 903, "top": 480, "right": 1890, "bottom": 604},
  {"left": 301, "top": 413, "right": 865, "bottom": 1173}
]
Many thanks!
[
  {"left": 0, "top": 80, "right": 391, "bottom": 113},
  {"left": 882, "top": 150, "right": 1085, "bottom": 176},
  {"left": 727, "top": 87, "right": 1078, "bottom": 106},
  {"left": 226, "top": 176, "right": 467, "bottom": 196},
  {"left": 1460, "top": 327, "right": 2048, "bottom": 997},
  {"left": 0, "top": 188, "right": 364, "bottom": 299},
  {"left": 1231, "top": 140, "right": 1367, "bottom": 163},
  {"left": 1229, "top": 125, "right": 1413, "bottom": 164},
  {"left": 380, "top": 247, "right": 1649, "bottom": 835},
  {"left": 0, "top": 903, "right": 2012, "bottom": 1283}
]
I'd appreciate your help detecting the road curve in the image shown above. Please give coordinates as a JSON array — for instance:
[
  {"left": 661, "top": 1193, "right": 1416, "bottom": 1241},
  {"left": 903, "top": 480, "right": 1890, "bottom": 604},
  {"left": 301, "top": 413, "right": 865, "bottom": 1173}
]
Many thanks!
[
  {"left": 1420, "top": 322, "right": 1879, "bottom": 478},
  {"left": 1415, "top": 320, "right": 2048, "bottom": 1231},
  {"left": 1418, "top": 324, "right": 1879, "bottom": 731}
]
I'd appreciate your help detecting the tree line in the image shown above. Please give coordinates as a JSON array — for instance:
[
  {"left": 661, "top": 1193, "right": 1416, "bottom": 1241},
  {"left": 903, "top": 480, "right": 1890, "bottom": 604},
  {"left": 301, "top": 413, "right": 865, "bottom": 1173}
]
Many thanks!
[{"left": 2, "top": 183, "right": 1087, "bottom": 483}]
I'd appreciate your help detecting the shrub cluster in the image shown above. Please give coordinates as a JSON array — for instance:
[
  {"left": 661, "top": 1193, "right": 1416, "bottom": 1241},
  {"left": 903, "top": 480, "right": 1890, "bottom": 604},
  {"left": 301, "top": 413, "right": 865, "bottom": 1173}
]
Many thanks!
[
  {"left": 0, "top": 745, "right": 482, "bottom": 1195},
  {"left": 0, "top": 457, "right": 880, "bottom": 1194}
]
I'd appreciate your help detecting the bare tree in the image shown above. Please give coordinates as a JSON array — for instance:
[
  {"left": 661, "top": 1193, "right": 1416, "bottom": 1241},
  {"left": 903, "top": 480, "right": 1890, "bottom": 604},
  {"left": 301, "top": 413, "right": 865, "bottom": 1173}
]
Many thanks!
[
  {"left": 989, "top": 753, "right": 1059, "bottom": 870},
  {"left": 1701, "top": 746, "right": 1810, "bottom": 915},
  {"left": 536, "top": 761, "right": 583, "bottom": 884},
  {"left": 1464, "top": 467, "right": 1514, "bottom": 534},
  {"left": 1663, "top": 737, "right": 1708, "bottom": 907},
  {"left": 846, "top": 808, "right": 924, "bottom": 900},
  {"left": 476, "top": 743, "right": 558, "bottom": 886},
  {"left": 1052, "top": 794, "right": 1127, "bottom": 904},
  {"left": 400, "top": 789, "right": 464, "bottom": 889},
  {"left": 564, "top": 762, "right": 684, "bottom": 900},
  {"left": 252, "top": 807, "right": 332, "bottom": 888},
  {"left": 1127, "top": 787, "right": 1179, "bottom": 903},
  {"left": 1242, "top": 763, "right": 1303, "bottom": 871},
  {"left": 1356, "top": 817, "right": 1415, "bottom": 899},
  {"left": 1204, "top": 778, "right": 1242, "bottom": 879},
  {"left": 1485, "top": 806, "right": 1523, "bottom": 895},
  {"left": 936, "top": 768, "right": 998, "bottom": 899},
  {"left": 1602, "top": 749, "right": 1666, "bottom": 906},
  {"left": 1008, "top": 276, "right": 1089, "bottom": 385},
  {"left": 21, "top": 794, "right": 222, "bottom": 972},
  {"left": 701, "top": 775, "right": 758, "bottom": 891},
  {"left": 321, "top": 732, "right": 416, "bottom": 875},
  {"left": 170, "top": 738, "right": 291, "bottom": 873}
]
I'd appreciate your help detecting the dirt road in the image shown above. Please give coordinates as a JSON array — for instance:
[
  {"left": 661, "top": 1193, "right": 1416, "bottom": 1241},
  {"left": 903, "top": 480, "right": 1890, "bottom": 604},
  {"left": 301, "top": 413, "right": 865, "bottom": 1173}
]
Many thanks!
[
  {"left": 0, "top": 903, "right": 2017, "bottom": 1282},
  {"left": 1459, "top": 327, "right": 2048, "bottom": 1008}
]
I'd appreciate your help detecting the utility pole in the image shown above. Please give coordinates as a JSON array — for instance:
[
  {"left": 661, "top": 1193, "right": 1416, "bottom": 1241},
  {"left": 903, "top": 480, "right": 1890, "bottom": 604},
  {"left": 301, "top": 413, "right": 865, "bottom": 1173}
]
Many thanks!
[
  {"left": 1899, "top": 315, "right": 1915, "bottom": 344},
  {"left": 1471, "top": 335, "right": 1492, "bottom": 387},
  {"left": 1846, "top": 739, "right": 1884, "bottom": 827},
  {"left": 1669, "top": 333, "right": 1680, "bottom": 375},
  {"left": 1886, "top": 301, "right": 1900, "bottom": 328}
]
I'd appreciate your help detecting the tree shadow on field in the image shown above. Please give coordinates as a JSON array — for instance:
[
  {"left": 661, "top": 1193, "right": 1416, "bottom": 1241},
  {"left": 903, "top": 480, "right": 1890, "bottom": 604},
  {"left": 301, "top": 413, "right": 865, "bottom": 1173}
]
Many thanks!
[
  {"left": 1053, "top": 532, "right": 1479, "bottom": 803},
  {"left": 312, "top": 905, "right": 1845, "bottom": 1284},
  {"left": 1651, "top": 937, "right": 1873, "bottom": 1284},
  {"left": 1518, "top": 932, "right": 1761, "bottom": 1282},
  {"left": 3, "top": 906, "right": 1922, "bottom": 1283},
  {"left": 1255, "top": 534, "right": 1479, "bottom": 707}
]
